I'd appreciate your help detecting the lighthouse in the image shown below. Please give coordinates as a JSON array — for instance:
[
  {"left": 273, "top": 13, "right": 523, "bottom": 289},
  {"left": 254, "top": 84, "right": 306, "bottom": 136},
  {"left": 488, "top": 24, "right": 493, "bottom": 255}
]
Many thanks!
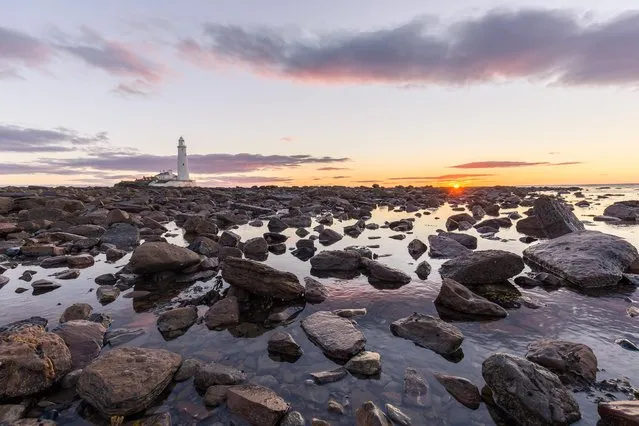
[{"left": 177, "top": 136, "right": 190, "bottom": 181}]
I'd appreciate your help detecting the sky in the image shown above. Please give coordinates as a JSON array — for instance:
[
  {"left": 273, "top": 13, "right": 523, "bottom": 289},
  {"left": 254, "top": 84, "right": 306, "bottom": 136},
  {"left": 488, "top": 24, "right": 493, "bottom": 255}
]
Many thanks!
[{"left": 1, "top": 0, "right": 638, "bottom": 187}]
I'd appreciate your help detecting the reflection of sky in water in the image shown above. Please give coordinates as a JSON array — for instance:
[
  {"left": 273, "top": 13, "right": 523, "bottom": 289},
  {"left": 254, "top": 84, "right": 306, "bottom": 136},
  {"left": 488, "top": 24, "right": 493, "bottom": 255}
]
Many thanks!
[{"left": 1, "top": 185, "right": 638, "bottom": 425}]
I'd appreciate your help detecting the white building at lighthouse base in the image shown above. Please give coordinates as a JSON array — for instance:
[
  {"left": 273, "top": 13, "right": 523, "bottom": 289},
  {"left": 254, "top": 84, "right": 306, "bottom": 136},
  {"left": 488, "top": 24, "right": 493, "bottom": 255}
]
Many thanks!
[{"left": 148, "top": 136, "right": 196, "bottom": 187}]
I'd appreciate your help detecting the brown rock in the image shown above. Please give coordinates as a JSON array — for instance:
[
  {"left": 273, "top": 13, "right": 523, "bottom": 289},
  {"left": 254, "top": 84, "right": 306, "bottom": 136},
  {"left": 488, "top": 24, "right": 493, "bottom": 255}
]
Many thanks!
[
  {"left": 433, "top": 373, "right": 481, "bottom": 409},
  {"left": 355, "top": 401, "right": 392, "bottom": 426},
  {"left": 128, "top": 242, "right": 201, "bottom": 274},
  {"left": 301, "top": 311, "right": 366, "bottom": 360},
  {"left": 60, "top": 303, "right": 93, "bottom": 323},
  {"left": 598, "top": 400, "right": 639, "bottom": 425},
  {"left": 204, "top": 296, "right": 239, "bottom": 329},
  {"left": 53, "top": 320, "right": 106, "bottom": 369},
  {"left": 525, "top": 340, "right": 597, "bottom": 386},
  {"left": 221, "top": 257, "right": 304, "bottom": 301},
  {"left": 226, "top": 384, "right": 290, "bottom": 426}
]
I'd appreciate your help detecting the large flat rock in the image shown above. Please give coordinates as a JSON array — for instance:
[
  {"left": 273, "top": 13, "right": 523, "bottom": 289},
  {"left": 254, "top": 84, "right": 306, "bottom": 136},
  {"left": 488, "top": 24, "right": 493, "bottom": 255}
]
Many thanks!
[
  {"left": 439, "top": 250, "right": 524, "bottom": 285},
  {"left": 301, "top": 311, "right": 366, "bottom": 360},
  {"left": 221, "top": 257, "right": 304, "bottom": 300},
  {"left": 77, "top": 347, "right": 182, "bottom": 417},
  {"left": 390, "top": 313, "right": 464, "bottom": 356},
  {"left": 523, "top": 231, "right": 638, "bottom": 288}
]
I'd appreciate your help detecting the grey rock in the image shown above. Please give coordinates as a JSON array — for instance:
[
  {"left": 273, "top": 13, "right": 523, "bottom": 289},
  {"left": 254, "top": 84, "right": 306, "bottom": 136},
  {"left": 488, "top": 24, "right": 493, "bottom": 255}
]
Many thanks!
[
  {"left": 318, "top": 228, "right": 343, "bottom": 245},
  {"left": 482, "top": 353, "right": 581, "bottom": 426},
  {"left": 156, "top": 306, "right": 198, "bottom": 339},
  {"left": 204, "top": 296, "right": 240, "bottom": 329},
  {"left": 603, "top": 200, "right": 639, "bottom": 221},
  {"left": 310, "top": 367, "right": 348, "bottom": 384},
  {"left": 345, "top": 351, "right": 381, "bottom": 376},
  {"left": 96, "top": 285, "right": 120, "bottom": 304},
  {"left": 60, "top": 303, "right": 93, "bottom": 323},
  {"left": 204, "top": 384, "right": 230, "bottom": 407},
  {"left": 304, "top": 276, "right": 329, "bottom": 303},
  {"left": 333, "top": 308, "right": 367, "bottom": 318},
  {"left": 95, "top": 273, "right": 117, "bottom": 285},
  {"left": 533, "top": 196, "right": 585, "bottom": 239},
  {"left": 356, "top": 401, "right": 392, "bottom": 426},
  {"left": 174, "top": 358, "right": 202, "bottom": 382},
  {"left": 301, "top": 311, "right": 366, "bottom": 360},
  {"left": 439, "top": 250, "right": 525, "bottom": 285},
  {"left": 428, "top": 235, "right": 472, "bottom": 259},
  {"left": 407, "top": 238, "right": 427, "bottom": 259},
  {"left": 243, "top": 237, "right": 269, "bottom": 260},
  {"left": 221, "top": 257, "right": 304, "bottom": 300},
  {"left": 101, "top": 223, "right": 140, "bottom": 249},
  {"left": 310, "top": 250, "right": 361, "bottom": 271},
  {"left": 438, "top": 231, "right": 478, "bottom": 249},
  {"left": 525, "top": 340, "right": 597, "bottom": 386},
  {"left": 415, "top": 261, "right": 431, "bottom": 279},
  {"left": 523, "top": 231, "right": 638, "bottom": 288},
  {"left": 129, "top": 242, "right": 201, "bottom": 274},
  {"left": 385, "top": 404, "right": 411, "bottom": 426},
  {"left": 435, "top": 278, "right": 508, "bottom": 318},
  {"left": 268, "top": 331, "right": 303, "bottom": 358},
  {"left": 31, "top": 279, "right": 61, "bottom": 293},
  {"left": 361, "top": 258, "right": 411, "bottom": 284},
  {"left": 53, "top": 320, "right": 106, "bottom": 369},
  {"left": 220, "top": 230, "right": 241, "bottom": 247},
  {"left": 0, "top": 404, "right": 26, "bottom": 424},
  {"left": 433, "top": 373, "right": 481, "bottom": 409},
  {"left": 390, "top": 313, "right": 464, "bottom": 356},
  {"left": 598, "top": 400, "right": 639, "bottom": 425},
  {"left": 280, "top": 411, "right": 305, "bottom": 426},
  {"left": 227, "top": 384, "right": 290, "bottom": 426}
]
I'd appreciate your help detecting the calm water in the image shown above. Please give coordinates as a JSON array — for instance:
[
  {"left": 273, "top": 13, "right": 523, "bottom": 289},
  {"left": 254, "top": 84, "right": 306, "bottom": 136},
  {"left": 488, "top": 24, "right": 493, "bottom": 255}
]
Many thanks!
[{"left": 1, "top": 185, "right": 638, "bottom": 425}]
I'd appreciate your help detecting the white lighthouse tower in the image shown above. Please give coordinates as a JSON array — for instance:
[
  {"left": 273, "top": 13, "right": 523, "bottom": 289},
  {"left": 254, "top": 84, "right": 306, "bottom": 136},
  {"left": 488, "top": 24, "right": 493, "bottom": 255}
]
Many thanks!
[{"left": 177, "top": 136, "right": 190, "bottom": 181}]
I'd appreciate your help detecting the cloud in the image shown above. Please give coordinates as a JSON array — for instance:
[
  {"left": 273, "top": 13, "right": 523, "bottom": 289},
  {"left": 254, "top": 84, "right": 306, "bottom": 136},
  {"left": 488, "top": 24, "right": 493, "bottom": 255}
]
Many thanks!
[
  {"left": 179, "top": 9, "right": 639, "bottom": 87},
  {"left": 548, "top": 151, "right": 560, "bottom": 155},
  {"left": 111, "top": 81, "right": 151, "bottom": 97},
  {"left": 0, "top": 124, "right": 109, "bottom": 153},
  {"left": 450, "top": 161, "right": 582, "bottom": 168},
  {"left": 0, "top": 26, "right": 52, "bottom": 76},
  {"left": 199, "top": 175, "right": 293, "bottom": 186},
  {"left": 332, "top": 175, "right": 350, "bottom": 179},
  {"left": 280, "top": 136, "right": 294, "bottom": 142},
  {"left": 317, "top": 166, "right": 350, "bottom": 171},
  {"left": 389, "top": 173, "right": 494, "bottom": 180}
]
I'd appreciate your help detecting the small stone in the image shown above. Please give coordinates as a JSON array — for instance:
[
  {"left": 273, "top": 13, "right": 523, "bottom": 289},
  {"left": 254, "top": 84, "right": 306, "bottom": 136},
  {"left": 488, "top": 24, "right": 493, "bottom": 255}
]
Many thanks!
[
  {"left": 226, "top": 384, "right": 290, "bottom": 426},
  {"left": 333, "top": 308, "right": 367, "bottom": 318},
  {"left": 404, "top": 368, "right": 429, "bottom": 407},
  {"left": 346, "top": 351, "right": 381, "bottom": 376},
  {"left": 194, "top": 362, "right": 247, "bottom": 389},
  {"left": 280, "top": 411, "right": 305, "bottom": 426},
  {"left": 95, "top": 273, "right": 117, "bottom": 285},
  {"left": 385, "top": 404, "right": 411, "bottom": 426},
  {"left": 156, "top": 306, "right": 198, "bottom": 339},
  {"left": 310, "top": 367, "right": 348, "bottom": 385},
  {"left": 60, "top": 303, "right": 93, "bottom": 323},
  {"left": 598, "top": 400, "right": 639, "bottom": 425},
  {"left": 204, "top": 296, "right": 239, "bottom": 329},
  {"left": 267, "top": 331, "right": 303, "bottom": 358},
  {"left": 174, "top": 358, "right": 202, "bottom": 382},
  {"left": 415, "top": 261, "right": 431, "bottom": 280},
  {"left": 356, "top": 401, "right": 392, "bottom": 426},
  {"left": 204, "top": 385, "right": 230, "bottom": 407},
  {"left": 433, "top": 373, "right": 481, "bottom": 409},
  {"left": 328, "top": 399, "right": 345, "bottom": 415},
  {"left": 304, "top": 276, "right": 329, "bottom": 303},
  {"left": 96, "top": 285, "right": 120, "bottom": 304}
]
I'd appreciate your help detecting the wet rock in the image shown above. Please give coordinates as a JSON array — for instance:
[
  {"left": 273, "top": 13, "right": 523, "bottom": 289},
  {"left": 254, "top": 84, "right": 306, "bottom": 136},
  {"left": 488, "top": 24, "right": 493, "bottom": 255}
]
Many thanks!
[
  {"left": 187, "top": 236, "right": 221, "bottom": 257},
  {"left": 532, "top": 196, "right": 585, "bottom": 238},
  {"left": 603, "top": 200, "right": 639, "bottom": 221},
  {"left": 415, "top": 261, "right": 431, "bottom": 280},
  {"left": 104, "top": 328, "right": 145, "bottom": 347},
  {"left": 435, "top": 278, "right": 508, "bottom": 318},
  {"left": 129, "top": 242, "right": 201, "bottom": 274},
  {"left": 516, "top": 215, "right": 546, "bottom": 238},
  {"left": 615, "top": 339, "right": 639, "bottom": 351},
  {"left": 304, "top": 276, "right": 329, "bottom": 303},
  {"left": 310, "top": 249, "right": 362, "bottom": 272},
  {"left": 204, "top": 296, "right": 240, "bottom": 329},
  {"left": 60, "top": 303, "right": 93, "bottom": 323},
  {"left": 77, "top": 347, "right": 182, "bottom": 417},
  {"left": 100, "top": 223, "right": 140, "bottom": 249},
  {"left": 194, "top": 362, "right": 247, "bottom": 388},
  {"left": 243, "top": 237, "right": 269, "bottom": 260},
  {"left": 438, "top": 231, "right": 478, "bottom": 249},
  {"left": 52, "top": 320, "right": 106, "bottom": 369},
  {"left": 334, "top": 308, "right": 367, "bottom": 318},
  {"left": 227, "top": 384, "right": 290, "bottom": 426},
  {"left": 157, "top": 306, "right": 198, "bottom": 339},
  {"left": 482, "top": 353, "right": 581, "bottom": 426},
  {"left": 446, "top": 213, "right": 476, "bottom": 231},
  {"left": 280, "top": 411, "right": 305, "bottom": 426},
  {"left": 525, "top": 340, "right": 597, "bottom": 386},
  {"left": 95, "top": 273, "right": 117, "bottom": 285},
  {"left": 106, "top": 208, "right": 131, "bottom": 225},
  {"left": 385, "top": 404, "right": 411, "bottom": 426},
  {"left": 328, "top": 399, "right": 345, "bottom": 415},
  {"left": 296, "top": 228, "right": 310, "bottom": 237},
  {"left": 263, "top": 232, "right": 288, "bottom": 244},
  {"left": 439, "top": 250, "right": 525, "bottom": 285},
  {"left": 183, "top": 216, "right": 219, "bottom": 235},
  {"left": 0, "top": 275, "right": 9, "bottom": 288},
  {"left": 268, "top": 331, "right": 302, "bottom": 358},
  {"left": 346, "top": 351, "right": 381, "bottom": 376},
  {"left": 53, "top": 268, "right": 80, "bottom": 280},
  {"left": 428, "top": 235, "right": 472, "bottom": 259},
  {"left": 0, "top": 404, "right": 26, "bottom": 423},
  {"left": 106, "top": 247, "right": 126, "bottom": 262},
  {"left": 221, "top": 257, "right": 304, "bottom": 300},
  {"left": 389, "top": 219, "right": 413, "bottom": 232},
  {"left": 67, "top": 254, "right": 95, "bottom": 268},
  {"left": 219, "top": 246, "right": 243, "bottom": 261},
  {"left": 356, "top": 401, "right": 392, "bottom": 426},
  {"left": 598, "top": 400, "right": 639, "bottom": 425},
  {"left": 174, "top": 358, "right": 202, "bottom": 382},
  {"left": 31, "top": 279, "right": 61, "bottom": 294},
  {"left": 407, "top": 238, "right": 427, "bottom": 259},
  {"left": 67, "top": 224, "right": 105, "bottom": 238},
  {"left": 361, "top": 258, "right": 411, "bottom": 285},
  {"left": 301, "top": 311, "right": 366, "bottom": 360},
  {"left": 310, "top": 367, "right": 348, "bottom": 384},
  {"left": 96, "top": 285, "right": 120, "bottom": 304},
  {"left": 523, "top": 231, "right": 639, "bottom": 288},
  {"left": 433, "top": 373, "right": 481, "bottom": 409},
  {"left": 318, "top": 228, "right": 343, "bottom": 245},
  {"left": 219, "top": 230, "right": 241, "bottom": 247},
  {"left": 267, "top": 217, "right": 288, "bottom": 233},
  {"left": 0, "top": 324, "right": 72, "bottom": 398},
  {"left": 204, "top": 384, "right": 230, "bottom": 407},
  {"left": 390, "top": 313, "right": 464, "bottom": 356}
]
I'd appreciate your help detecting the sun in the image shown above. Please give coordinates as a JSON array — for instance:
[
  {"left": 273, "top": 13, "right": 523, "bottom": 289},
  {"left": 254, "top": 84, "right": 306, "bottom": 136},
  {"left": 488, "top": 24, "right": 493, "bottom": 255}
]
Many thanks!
[{"left": 452, "top": 182, "right": 461, "bottom": 189}]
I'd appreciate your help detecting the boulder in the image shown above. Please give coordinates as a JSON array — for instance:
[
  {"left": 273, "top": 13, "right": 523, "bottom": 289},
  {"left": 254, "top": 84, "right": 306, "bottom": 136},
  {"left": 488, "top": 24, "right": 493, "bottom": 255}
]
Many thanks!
[
  {"left": 77, "top": 347, "right": 182, "bottom": 417},
  {"left": 267, "top": 331, "right": 302, "bottom": 358},
  {"left": 220, "top": 230, "right": 241, "bottom": 247},
  {"left": 304, "top": 276, "right": 329, "bottom": 303},
  {"left": 415, "top": 261, "right": 431, "bottom": 280},
  {"left": 532, "top": 196, "right": 585, "bottom": 238},
  {"left": 598, "top": 401, "right": 639, "bottom": 425},
  {"left": 439, "top": 250, "right": 525, "bottom": 285},
  {"left": 96, "top": 285, "right": 120, "bottom": 304},
  {"left": 310, "top": 250, "right": 361, "bottom": 271},
  {"left": 525, "top": 340, "right": 597, "bottom": 386},
  {"left": 355, "top": 401, "right": 392, "bottom": 426},
  {"left": 67, "top": 254, "right": 95, "bottom": 268},
  {"left": 100, "top": 223, "right": 140, "bottom": 249},
  {"left": 243, "top": 237, "right": 269, "bottom": 260},
  {"left": 187, "top": 236, "right": 221, "bottom": 257},
  {"left": 516, "top": 216, "right": 546, "bottom": 238},
  {"left": 390, "top": 313, "right": 463, "bottom": 356},
  {"left": 0, "top": 325, "right": 72, "bottom": 398},
  {"left": 482, "top": 353, "right": 581, "bottom": 426},
  {"left": 52, "top": 320, "right": 105, "bottom": 369},
  {"left": 301, "top": 311, "right": 366, "bottom": 360},
  {"left": 407, "top": 238, "right": 427, "bottom": 259},
  {"left": 204, "top": 296, "right": 240, "bottom": 329},
  {"left": 318, "top": 228, "right": 343, "bottom": 245},
  {"left": 156, "top": 306, "right": 198, "bottom": 339},
  {"left": 129, "top": 242, "right": 201, "bottom": 274},
  {"left": 227, "top": 384, "right": 290, "bottom": 426},
  {"left": 439, "top": 231, "right": 478, "bottom": 249},
  {"left": 268, "top": 217, "right": 288, "bottom": 232},
  {"left": 361, "top": 258, "right": 411, "bottom": 285},
  {"left": 31, "top": 279, "right": 61, "bottom": 293},
  {"left": 194, "top": 362, "right": 247, "bottom": 389},
  {"left": 106, "top": 208, "right": 131, "bottom": 225},
  {"left": 183, "top": 216, "right": 219, "bottom": 235},
  {"left": 428, "top": 235, "right": 472, "bottom": 259},
  {"left": 435, "top": 278, "right": 508, "bottom": 318},
  {"left": 221, "top": 257, "right": 304, "bottom": 300},
  {"left": 345, "top": 351, "right": 381, "bottom": 376},
  {"left": 603, "top": 200, "right": 639, "bottom": 221},
  {"left": 433, "top": 373, "right": 481, "bottom": 409},
  {"left": 523, "top": 231, "right": 639, "bottom": 288},
  {"left": 60, "top": 303, "right": 93, "bottom": 323}
]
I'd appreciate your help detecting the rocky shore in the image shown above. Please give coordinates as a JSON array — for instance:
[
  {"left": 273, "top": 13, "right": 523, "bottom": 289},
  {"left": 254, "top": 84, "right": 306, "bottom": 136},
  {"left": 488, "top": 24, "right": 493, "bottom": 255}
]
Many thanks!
[{"left": 1, "top": 184, "right": 638, "bottom": 425}]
